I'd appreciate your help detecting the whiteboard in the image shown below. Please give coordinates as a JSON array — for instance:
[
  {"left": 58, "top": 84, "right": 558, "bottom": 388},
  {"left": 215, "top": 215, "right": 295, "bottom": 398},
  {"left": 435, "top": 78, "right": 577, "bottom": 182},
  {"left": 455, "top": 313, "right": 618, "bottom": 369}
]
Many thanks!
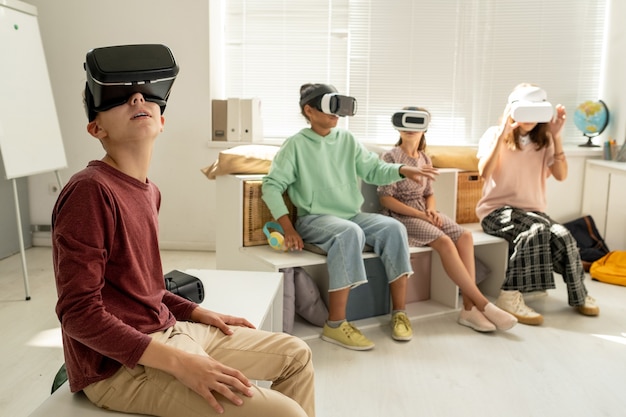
[{"left": 0, "top": 0, "right": 67, "bottom": 179}]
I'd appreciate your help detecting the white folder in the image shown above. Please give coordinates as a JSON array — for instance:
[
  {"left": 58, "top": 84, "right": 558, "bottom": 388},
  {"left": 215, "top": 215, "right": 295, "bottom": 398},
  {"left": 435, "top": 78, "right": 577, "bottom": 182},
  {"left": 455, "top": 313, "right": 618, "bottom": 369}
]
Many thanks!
[
  {"left": 240, "top": 98, "right": 264, "bottom": 142},
  {"left": 226, "top": 98, "right": 241, "bottom": 141}
]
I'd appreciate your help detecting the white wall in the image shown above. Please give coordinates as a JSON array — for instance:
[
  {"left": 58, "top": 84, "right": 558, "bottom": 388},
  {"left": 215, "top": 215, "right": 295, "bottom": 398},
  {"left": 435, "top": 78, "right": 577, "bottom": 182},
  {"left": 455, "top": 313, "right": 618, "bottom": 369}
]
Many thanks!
[
  {"left": 545, "top": 151, "right": 601, "bottom": 222},
  {"left": 22, "top": 0, "right": 622, "bottom": 251},
  {"left": 599, "top": 0, "right": 626, "bottom": 145},
  {"left": 25, "top": 0, "right": 216, "bottom": 250}
]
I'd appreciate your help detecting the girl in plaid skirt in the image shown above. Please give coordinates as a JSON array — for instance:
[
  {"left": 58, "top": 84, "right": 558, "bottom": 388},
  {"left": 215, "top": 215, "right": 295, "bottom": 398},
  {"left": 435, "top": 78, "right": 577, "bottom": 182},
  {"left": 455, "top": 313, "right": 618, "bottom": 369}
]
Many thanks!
[{"left": 476, "top": 84, "right": 599, "bottom": 325}]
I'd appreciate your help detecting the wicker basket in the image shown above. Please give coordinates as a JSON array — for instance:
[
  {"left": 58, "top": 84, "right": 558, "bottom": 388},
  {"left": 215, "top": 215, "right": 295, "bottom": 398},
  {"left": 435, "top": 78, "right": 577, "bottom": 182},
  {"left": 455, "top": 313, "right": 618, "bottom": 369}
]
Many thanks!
[
  {"left": 243, "top": 181, "right": 297, "bottom": 246},
  {"left": 455, "top": 171, "right": 483, "bottom": 224}
]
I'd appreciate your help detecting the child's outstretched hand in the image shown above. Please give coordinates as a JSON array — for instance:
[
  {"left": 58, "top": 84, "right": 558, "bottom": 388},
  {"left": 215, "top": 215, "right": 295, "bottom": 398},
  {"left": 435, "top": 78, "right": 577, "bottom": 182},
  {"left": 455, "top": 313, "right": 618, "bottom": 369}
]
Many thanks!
[{"left": 400, "top": 165, "right": 439, "bottom": 182}]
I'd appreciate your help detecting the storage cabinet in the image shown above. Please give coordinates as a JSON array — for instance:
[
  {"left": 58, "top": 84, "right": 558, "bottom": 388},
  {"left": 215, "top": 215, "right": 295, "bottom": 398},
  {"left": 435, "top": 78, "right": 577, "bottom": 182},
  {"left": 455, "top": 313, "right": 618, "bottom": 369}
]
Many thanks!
[
  {"left": 215, "top": 172, "right": 508, "bottom": 339},
  {"left": 582, "top": 160, "right": 626, "bottom": 251}
]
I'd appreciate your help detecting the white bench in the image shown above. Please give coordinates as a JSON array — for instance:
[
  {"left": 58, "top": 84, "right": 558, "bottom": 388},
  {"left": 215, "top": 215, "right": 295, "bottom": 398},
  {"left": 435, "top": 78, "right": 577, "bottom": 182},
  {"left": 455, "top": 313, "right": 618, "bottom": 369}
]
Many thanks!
[
  {"left": 215, "top": 173, "right": 508, "bottom": 339},
  {"left": 27, "top": 269, "right": 283, "bottom": 417}
]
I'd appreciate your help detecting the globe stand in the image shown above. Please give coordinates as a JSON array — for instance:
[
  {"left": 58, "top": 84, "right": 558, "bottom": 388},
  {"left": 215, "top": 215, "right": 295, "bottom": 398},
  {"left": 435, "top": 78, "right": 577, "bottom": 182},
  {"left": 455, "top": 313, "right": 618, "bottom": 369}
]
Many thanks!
[{"left": 579, "top": 134, "right": 600, "bottom": 148}]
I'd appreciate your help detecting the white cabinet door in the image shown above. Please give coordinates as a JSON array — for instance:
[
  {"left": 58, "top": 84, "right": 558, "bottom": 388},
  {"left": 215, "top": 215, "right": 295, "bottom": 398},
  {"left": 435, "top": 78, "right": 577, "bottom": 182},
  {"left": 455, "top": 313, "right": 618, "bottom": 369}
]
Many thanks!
[
  {"left": 582, "top": 160, "right": 626, "bottom": 251},
  {"left": 581, "top": 162, "right": 610, "bottom": 233},
  {"left": 605, "top": 173, "right": 626, "bottom": 251}
]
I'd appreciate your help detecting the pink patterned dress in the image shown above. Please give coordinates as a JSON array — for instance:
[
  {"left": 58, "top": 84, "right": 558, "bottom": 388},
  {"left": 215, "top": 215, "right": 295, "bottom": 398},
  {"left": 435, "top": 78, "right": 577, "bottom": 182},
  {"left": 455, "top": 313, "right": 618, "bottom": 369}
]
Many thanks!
[{"left": 378, "top": 147, "right": 464, "bottom": 246}]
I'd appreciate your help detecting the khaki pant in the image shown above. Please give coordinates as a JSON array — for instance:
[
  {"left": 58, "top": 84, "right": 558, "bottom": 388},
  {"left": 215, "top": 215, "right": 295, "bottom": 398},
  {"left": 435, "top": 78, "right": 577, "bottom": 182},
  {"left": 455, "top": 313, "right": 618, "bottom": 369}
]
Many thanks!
[{"left": 83, "top": 322, "right": 315, "bottom": 417}]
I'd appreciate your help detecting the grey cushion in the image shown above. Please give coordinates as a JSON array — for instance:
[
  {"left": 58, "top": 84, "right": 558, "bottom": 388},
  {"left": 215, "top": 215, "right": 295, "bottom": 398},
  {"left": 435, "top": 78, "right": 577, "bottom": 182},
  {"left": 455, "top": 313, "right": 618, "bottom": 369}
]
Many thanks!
[{"left": 294, "top": 267, "right": 328, "bottom": 327}]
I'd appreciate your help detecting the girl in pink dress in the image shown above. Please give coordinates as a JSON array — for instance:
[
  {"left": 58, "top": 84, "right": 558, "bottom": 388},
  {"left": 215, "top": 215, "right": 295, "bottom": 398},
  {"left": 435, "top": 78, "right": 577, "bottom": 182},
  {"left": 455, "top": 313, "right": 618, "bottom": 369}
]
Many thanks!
[{"left": 378, "top": 107, "right": 517, "bottom": 332}]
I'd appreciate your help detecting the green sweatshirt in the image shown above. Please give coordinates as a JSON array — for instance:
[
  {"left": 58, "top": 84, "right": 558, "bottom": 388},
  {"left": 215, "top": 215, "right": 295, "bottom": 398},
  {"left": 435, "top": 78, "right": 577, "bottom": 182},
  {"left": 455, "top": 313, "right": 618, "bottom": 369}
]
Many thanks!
[{"left": 262, "top": 127, "right": 403, "bottom": 220}]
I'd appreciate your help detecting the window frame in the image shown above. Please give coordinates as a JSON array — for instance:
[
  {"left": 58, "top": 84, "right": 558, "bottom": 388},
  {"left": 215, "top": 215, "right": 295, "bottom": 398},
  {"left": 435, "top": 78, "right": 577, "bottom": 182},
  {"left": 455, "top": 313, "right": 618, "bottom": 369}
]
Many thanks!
[{"left": 213, "top": 0, "right": 607, "bottom": 146}]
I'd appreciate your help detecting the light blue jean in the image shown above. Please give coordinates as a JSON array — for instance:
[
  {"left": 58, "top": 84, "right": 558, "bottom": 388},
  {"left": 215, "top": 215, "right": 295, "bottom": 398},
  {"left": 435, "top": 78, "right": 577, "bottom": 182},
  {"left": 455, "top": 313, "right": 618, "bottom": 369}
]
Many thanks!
[{"left": 296, "top": 212, "right": 413, "bottom": 291}]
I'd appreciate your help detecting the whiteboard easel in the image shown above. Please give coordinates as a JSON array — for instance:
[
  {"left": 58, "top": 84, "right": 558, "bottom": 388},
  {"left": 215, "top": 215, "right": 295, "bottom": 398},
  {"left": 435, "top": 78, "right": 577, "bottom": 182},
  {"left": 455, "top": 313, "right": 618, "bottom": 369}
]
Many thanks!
[
  {"left": 11, "top": 171, "right": 63, "bottom": 300},
  {"left": 0, "top": 0, "right": 68, "bottom": 300}
]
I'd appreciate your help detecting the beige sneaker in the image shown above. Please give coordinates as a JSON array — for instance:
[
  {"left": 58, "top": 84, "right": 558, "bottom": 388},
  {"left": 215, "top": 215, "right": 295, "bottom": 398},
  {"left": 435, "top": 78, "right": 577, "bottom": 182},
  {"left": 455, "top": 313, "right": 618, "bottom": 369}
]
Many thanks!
[
  {"left": 458, "top": 307, "right": 496, "bottom": 333},
  {"left": 496, "top": 290, "right": 544, "bottom": 325},
  {"left": 391, "top": 312, "right": 413, "bottom": 341},
  {"left": 321, "top": 321, "right": 375, "bottom": 350},
  {"left": 483, "top": 302, "right": 518, "bottom": 330},
  {"left": 577, "top": 295, "right": 599, "bottom": 316}
]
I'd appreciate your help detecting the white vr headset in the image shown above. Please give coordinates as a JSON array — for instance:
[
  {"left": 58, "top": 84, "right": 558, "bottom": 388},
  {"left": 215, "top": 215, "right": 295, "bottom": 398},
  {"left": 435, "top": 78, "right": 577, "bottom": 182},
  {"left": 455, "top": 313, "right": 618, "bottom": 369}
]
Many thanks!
[
  {"left": 508, "top": 86, "right": 554, "bottom": 123},
  {"left": 319, "top": 93, "right": 357, "bottom": 117},
  {"left": 391, "top": 110, "right": 430, "bottom": 132},
  {"left": 299, "top": 84, "right": 357, "bottom": 117}
]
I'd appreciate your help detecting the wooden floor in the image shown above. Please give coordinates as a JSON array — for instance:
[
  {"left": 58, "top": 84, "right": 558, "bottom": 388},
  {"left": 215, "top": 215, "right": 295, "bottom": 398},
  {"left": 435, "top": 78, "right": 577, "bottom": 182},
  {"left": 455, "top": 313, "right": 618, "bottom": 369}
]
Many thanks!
[{"left": 2, "top": 247, "right": 626, "bottom": 417}]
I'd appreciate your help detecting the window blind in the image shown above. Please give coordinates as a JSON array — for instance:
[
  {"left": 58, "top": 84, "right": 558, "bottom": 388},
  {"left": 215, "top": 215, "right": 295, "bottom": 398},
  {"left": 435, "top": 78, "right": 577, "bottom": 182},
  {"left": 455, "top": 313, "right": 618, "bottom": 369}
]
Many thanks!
[{"left": 221, "top": 0, "right": 606, "bottom": 145}]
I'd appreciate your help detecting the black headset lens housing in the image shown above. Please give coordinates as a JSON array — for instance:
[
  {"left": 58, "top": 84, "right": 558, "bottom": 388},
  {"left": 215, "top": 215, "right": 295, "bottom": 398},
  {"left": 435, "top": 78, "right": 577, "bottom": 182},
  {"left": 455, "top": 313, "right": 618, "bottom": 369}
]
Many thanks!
[{"left": 84, "top": 44, "right": 179, "bottom": 120}]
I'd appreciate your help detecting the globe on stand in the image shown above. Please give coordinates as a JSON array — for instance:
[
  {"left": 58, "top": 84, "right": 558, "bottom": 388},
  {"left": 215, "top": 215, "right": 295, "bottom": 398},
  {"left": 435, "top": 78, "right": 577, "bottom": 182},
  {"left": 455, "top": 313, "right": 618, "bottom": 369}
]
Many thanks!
[{"left": 573, "top": 100, "right": 609, "bottom": 147}]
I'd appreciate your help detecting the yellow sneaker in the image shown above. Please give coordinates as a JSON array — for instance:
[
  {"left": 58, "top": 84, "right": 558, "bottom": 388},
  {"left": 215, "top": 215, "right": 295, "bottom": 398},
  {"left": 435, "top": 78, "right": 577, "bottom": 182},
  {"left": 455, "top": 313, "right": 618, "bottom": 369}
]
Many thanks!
[
  {"left": 321, "top": 321, "right": 375, "bottom": 351},
  {"left": 391, "top": 312, "right": 413, "bottom": 341}
]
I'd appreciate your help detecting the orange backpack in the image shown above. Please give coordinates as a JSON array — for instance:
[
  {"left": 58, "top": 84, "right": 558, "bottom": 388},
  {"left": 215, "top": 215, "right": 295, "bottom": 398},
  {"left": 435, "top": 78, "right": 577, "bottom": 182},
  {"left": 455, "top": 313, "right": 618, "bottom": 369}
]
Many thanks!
[{"left": 590, "top": 251, "right": 626, "bottom": 287}]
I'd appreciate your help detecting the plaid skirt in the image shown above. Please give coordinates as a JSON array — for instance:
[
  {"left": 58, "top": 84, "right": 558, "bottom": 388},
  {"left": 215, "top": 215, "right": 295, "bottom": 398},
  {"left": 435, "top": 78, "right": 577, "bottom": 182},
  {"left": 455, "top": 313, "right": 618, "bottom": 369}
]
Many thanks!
[{"left": 481, "top": 206, "right": 588, "bottom": 306}]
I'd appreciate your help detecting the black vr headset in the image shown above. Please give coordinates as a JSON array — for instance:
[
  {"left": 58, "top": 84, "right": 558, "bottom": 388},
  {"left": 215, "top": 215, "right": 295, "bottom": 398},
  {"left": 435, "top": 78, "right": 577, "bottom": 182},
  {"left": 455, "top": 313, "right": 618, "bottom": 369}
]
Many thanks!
[
  {"left": 84, "top": 44, "right": 179, "bottom": 121},
  {"left": 299, "top": 84, "right": 357, "bottom": 117},
  {"left": 391, "top": 109, "right": 430, "bottom": 132}
]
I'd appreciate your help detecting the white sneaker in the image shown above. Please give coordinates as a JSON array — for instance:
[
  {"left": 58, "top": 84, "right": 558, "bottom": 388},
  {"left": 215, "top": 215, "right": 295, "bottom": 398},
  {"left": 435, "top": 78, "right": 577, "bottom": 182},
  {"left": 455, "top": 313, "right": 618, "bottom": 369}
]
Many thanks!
[
  {"left": 577, "top": 295, "right": 599, "bottom": 316},
  {"left": 496, "top": 290, "right": 543, "bottom": 325}
]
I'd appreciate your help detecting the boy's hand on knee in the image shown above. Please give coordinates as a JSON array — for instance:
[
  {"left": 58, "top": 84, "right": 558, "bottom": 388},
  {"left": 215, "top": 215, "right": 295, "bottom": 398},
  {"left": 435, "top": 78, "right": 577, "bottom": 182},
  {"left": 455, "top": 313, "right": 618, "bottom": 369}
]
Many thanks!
[
  {"left": 192, "top": 307, "right": 256, "bottom": 332},
  {"left": 173, "top": 352, "right": 254, "bottom": 413}
]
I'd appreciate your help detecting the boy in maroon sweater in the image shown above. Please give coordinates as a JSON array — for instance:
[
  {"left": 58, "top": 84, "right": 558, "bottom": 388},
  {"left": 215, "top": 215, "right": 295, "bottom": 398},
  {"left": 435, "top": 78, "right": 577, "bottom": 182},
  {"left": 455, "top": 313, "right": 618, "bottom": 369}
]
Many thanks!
[{"left": 52, "top": 46, "right": 314, "bottom": 417}]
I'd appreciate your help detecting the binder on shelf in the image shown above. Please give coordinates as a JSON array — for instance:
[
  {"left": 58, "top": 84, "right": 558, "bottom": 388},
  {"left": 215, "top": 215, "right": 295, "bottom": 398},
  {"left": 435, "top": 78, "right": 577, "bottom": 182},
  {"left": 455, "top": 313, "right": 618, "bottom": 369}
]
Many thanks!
[
  {"left": 226, "top": 98, "right": 241, "bottom": 141},
  {"left": 240, "top": 98, "right": 264, "bottom": 142},
  {"left": 212, "top": 97, "right": 264, "bottom": 142},
  {"left": 211, "top": 99, "right": 227, "bottom": 141}
]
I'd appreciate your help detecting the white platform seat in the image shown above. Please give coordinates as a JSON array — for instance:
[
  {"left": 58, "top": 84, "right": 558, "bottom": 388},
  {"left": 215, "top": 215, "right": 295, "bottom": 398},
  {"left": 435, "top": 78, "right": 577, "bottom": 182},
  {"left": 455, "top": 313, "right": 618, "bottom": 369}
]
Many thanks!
[{"left": 28, "top": 269, "right": 283, "bottom": 417}]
